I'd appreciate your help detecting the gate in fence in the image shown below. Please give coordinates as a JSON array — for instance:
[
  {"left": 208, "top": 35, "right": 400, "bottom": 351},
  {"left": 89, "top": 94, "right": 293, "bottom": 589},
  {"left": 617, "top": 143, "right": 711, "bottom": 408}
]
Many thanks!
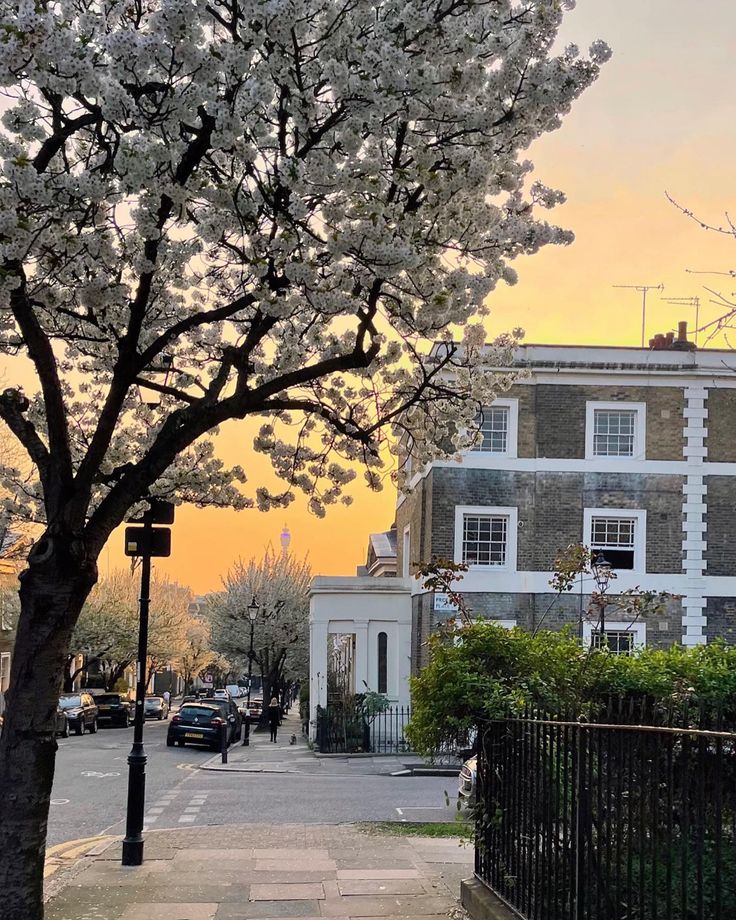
[
  {"left": 475, "top": 706, "right": 736, "bottom": 920},
  {"left": 316, "top": 705, "right": 412, "bottom": 754}
]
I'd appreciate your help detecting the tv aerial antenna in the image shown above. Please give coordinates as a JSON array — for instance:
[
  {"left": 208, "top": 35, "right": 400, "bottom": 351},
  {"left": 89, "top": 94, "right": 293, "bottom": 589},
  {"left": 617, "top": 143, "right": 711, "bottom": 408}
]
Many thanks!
[
  {"left": 613, "top": 283, "right": 664, "bottom": 347},
  {"left": 661, "top": 296, "right": 701, "bottom": 346}
]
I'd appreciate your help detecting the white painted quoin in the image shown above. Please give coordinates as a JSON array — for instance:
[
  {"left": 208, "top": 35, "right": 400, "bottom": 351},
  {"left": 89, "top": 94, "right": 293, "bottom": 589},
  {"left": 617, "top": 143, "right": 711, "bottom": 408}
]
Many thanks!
[{"left": 308, "top": 576, "right": 412, "bottom": 741}]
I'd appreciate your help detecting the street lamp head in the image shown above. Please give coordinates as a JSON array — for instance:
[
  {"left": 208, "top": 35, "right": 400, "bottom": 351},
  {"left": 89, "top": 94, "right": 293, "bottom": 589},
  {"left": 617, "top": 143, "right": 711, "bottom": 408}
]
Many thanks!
[
  {"left": 248, "top": 596, "right": 259, "bottom": 622},
  {"left": 592, "top": 553, "right": 613, "bottom": 593}
]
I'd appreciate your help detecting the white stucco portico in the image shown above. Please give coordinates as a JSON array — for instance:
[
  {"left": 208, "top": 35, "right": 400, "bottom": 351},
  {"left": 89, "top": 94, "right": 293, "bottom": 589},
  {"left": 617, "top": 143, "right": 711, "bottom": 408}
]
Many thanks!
[{"left": 309, "top": 576, "right": 412, "bottom": 740}]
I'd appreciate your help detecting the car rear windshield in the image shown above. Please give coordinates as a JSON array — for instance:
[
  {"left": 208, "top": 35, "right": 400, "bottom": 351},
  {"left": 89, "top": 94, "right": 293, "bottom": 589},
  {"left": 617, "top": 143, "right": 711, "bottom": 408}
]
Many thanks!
[
  {"left": 179, "top": 706, "right": 218, "bottom": 722},
  {"left": 59, "top": 696, "right": 81, "bottom": 709},
  {"left": 96, "top": 694, "right": 123, "bottom": 704},
  {"left": 145, "top": 698, "right": 162, "bottom": 705}
]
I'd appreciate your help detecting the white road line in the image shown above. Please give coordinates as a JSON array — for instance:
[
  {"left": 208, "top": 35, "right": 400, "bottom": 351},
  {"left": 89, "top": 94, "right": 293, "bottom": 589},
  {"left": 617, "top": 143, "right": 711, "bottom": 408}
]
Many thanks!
[
  {"left": 178, "top": 815, "right": 196, "bottom": 823},
  {"left": 396, "top": 808, "right": 403, "bottom": 815},
  {"left": 147, "top": 808, "right": 164, "bottom": 815}
]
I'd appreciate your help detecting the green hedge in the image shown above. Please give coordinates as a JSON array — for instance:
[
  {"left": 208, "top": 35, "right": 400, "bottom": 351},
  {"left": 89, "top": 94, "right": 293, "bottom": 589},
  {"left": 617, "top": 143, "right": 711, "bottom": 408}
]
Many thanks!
[{"left": 406, "top": 622, "right": 736, "bottom": 756}]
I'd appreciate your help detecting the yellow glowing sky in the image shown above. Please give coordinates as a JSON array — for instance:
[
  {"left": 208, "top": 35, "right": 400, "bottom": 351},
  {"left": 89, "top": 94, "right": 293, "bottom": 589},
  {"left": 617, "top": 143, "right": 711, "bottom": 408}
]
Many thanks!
[{"left": 13, "top": 1, "right": 736, "bottom": 592}]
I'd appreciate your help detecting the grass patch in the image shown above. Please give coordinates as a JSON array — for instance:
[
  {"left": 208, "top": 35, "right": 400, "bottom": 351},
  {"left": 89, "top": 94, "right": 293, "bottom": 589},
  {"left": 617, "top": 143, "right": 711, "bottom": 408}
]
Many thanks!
[{"left": 357, "top": 821, "right": 470, "bottom": 838}]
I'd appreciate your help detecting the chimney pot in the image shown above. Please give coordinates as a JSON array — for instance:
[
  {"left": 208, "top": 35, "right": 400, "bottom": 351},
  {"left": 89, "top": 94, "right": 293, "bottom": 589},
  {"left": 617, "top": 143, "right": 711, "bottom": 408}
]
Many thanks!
[{"left": 678, "top": 321, "right": 688, "bottom": 342}]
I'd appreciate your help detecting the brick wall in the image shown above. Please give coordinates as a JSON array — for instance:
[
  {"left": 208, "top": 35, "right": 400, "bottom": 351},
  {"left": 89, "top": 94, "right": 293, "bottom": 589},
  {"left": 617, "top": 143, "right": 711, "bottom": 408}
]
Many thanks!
[
  {"left": 533, "top": 384, "right": 684, "bottom": 460},
  {"left": 430, "top": 467, "right": 683, "bottom": 574},
  {"left": 704, "top": 475, "right": 736, "bottom": 576},
  {"left": 705, "top": 597, "right": 736, "bottom": 644},
  {"left": 706, "top": 390, "right": 736, "bottom": 462},
  {"left": 396, "top": 472, "right": 434, "bottom": 576}
]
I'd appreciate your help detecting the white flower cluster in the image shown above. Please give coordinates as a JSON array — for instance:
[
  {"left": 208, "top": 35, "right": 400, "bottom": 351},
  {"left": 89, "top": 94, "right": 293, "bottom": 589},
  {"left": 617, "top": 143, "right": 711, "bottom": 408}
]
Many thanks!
[{"left": 0, "top": 0, "right": 608, "bottom": 527}]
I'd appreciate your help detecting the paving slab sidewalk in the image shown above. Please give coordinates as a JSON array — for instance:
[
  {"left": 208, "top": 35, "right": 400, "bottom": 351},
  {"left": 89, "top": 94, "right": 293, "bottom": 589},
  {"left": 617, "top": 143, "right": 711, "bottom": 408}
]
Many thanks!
[
  {"left": 203, "top": 711, "right": 429, "bottom": 777},
  {"left": 45, "top": 823, "right": 473, "bottom": 920}
]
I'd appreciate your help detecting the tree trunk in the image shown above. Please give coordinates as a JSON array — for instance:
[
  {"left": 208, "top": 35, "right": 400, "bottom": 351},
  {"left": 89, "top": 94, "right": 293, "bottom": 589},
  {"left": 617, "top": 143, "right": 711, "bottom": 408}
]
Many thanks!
[
  {"left": 0, "top": 539, "right": 96, "bottom": 920},
  {"left": 257, "top": 648, "right": 286, "bottom": 730},
  {"left": 105, "top": 659, "right": 132, "bottom": 691}
]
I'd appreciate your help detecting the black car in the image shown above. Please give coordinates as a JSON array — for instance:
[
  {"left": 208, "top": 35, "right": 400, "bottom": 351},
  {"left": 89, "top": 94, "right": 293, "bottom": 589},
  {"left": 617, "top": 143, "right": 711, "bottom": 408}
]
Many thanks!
[
  {"left": 144, "top": 696, "right": 170, "bottom": 720},
  {"left": 166, "top": 703, "right": 227, "bottom": 750},
  {"left": 198, "top": 696, "right": 241, "bottom": 743},
  {"left": 57, "top": 693, "right": 99, "bottom": 735},
  {"left": 94, "top": 693, "right": 133, "bottom": 727},
  {"left": 55, "top": 704, "right": 71, "bottom": 737}
]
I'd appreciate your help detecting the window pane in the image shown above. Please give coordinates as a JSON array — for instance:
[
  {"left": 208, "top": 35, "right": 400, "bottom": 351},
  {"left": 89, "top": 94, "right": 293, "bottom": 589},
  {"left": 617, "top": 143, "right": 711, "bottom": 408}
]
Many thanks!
[
  {"left": 590, "top": 515, "right": 637, "bottom": 570},
  {"left": 591, "top": 630, "right": 636, "bottom": 655},
  {"left": 377, "top": 632, "right": 388, "bottom": 694},
  {"left": 593, "top": 409, "right": 636, "bottom": 456},
  {"left": 473, "top": 407, "right": 509, "bottom": 453},
  {"left": 462, "top": 514, "right": 508, "bottom": 566}
]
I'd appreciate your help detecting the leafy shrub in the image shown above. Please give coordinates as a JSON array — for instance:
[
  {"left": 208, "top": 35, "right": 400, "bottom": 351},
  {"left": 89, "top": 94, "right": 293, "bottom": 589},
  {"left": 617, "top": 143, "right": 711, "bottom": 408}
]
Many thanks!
[{"left": 407, "top": 622, "right": 736, "bottom": 756}]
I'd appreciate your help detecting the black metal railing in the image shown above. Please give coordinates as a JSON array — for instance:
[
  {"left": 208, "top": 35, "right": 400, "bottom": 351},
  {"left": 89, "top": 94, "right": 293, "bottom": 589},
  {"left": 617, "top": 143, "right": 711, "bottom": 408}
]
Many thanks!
[
  {"left": 475, "top": 704, "right": 736, "bottom": 920},
  {"left": 316, "top": 705, "right": 412, "bottom": 754}
]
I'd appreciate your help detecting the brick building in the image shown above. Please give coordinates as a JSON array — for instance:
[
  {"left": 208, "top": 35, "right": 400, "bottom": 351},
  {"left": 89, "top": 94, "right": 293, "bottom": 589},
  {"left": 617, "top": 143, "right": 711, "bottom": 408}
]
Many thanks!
[{"left": 396, "top": 334, "right": 736, "bottom": 672}]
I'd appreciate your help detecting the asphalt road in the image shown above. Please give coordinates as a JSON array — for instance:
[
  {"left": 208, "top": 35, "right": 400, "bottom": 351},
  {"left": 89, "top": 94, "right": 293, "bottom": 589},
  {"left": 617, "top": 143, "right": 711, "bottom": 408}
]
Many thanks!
[{"left": 47, "top": 718, "right": 459, "bottom": 846}]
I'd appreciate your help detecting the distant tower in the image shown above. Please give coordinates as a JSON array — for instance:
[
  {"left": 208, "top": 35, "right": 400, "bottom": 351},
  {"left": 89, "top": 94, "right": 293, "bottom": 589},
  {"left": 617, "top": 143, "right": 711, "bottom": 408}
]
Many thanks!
[{"left": 280, "top": 524, "right": 291, "bottom": 555}]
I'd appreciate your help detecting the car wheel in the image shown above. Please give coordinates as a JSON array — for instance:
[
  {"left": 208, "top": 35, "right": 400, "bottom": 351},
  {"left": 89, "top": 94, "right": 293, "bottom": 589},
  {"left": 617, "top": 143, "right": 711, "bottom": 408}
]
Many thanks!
[
  {"left": 75, "top": 720, "right": 84, "bottom": 736},
  {"left": 176, "top": 740, "right": 185, "bottom": 747},
  {"left": 89, "top": 719, "right": 98, "bottom": 734},
  {"left": 124, "top": 712, "right": 130, "bottom": 728},
  {"left": 60, "top": 719, "right": 69, "bottom": 738},
  {"left": 158, "top": 712, "right": 163, "bottom": 720},
  {"left": 166, "top": 737, "right": 175, "bottom": 747}
]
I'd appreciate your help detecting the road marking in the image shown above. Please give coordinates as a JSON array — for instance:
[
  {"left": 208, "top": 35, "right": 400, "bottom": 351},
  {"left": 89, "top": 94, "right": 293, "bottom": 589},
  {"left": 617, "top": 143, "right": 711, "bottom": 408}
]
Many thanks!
[
  {"left": 80, "top": 770, "right": 120, "bottom": 778},
  {"left": 50, "top": 798, "right": 70, "bottom": 805},
  {"left": 147, "top": 807, "right": 164, "bottom": 815},
  {"left": 178, "top": 815, "right": 196, "bottom": 823},
  {"left": 395, "top": 807, "right": 407, "bottom": 823}
]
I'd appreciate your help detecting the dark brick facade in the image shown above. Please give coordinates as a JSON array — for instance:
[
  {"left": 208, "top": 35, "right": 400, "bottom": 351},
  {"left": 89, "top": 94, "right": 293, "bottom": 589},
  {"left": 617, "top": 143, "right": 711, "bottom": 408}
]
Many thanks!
[
  {"left": 704, "top": 476, "right": 736, "bottom": 576},
  {"left": 427, "top": 467, "right": 682, "bottom": 574},
  {"left": 528, "top": 384, "right": 685, "bottom": 461},
  {"left": 394, "top": 359, "right": 736, "bottom": 665},
  {"left": 706, "top": 390, "right": 736, "bottom": 463}
]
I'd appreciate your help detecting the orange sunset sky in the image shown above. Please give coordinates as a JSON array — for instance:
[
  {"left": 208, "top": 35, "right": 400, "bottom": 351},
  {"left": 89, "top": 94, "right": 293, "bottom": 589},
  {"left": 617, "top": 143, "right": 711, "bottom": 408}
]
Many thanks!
[{"left": 11, "top": 1, "right": 736, "bottom": 593}]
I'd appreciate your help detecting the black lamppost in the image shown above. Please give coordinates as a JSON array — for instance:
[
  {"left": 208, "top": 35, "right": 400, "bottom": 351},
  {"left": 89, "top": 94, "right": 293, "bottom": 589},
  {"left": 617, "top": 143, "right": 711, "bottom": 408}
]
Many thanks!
[
  {"left": 591, "top": 552, "right": 614, "bottom": 644},
  {"left": 121, "top": 499, "right": 174, "bottom": 867},
  {"left": 242, "top": 596, "right": 259, "bottom": 746}
]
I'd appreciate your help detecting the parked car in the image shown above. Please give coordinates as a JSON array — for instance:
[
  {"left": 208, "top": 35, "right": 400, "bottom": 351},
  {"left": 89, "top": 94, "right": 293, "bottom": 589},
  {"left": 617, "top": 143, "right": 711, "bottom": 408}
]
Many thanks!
[
  {"left": 94, "top": 693, "right": 133, "bottom": 727},
  {"left": 247, "top": 698, "right": 263, "bottom": 721},
  {"left": 458, "top": 755, "right": 477, "bottom": 804},
  {"left": 55, "top": 704, "right": 71, "bottom": 737},
  {"left": 167, "top": 703, "right": 227, "bottom": 750},
  {"left": 144, "top": 696, "right": 170, "bottom": 720},
  {"left": 57, "top": 693, "right": 99, "bottom": 735},
  {"left": 198, "top": 696, "right": 241, "bottom": 743}
]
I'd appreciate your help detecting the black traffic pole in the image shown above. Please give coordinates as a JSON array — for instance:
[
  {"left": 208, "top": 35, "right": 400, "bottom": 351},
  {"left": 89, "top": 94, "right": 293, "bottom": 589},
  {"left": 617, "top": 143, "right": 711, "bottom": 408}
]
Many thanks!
[
  {"left": 122, "top": 519, "right": 152, "bottom": 866},
  {"left": 243, "top": 597, "right": 259, "bottom": 746},
  {"left": 121, "top": 499, "right": 174, "bottom": 867}
]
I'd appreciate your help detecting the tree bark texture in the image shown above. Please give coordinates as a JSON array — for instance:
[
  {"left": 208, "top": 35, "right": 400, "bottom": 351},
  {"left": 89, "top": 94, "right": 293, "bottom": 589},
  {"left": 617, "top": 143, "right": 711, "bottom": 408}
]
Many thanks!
[{"left": 0, "top": 537, "right": 96, "bottom": 920}]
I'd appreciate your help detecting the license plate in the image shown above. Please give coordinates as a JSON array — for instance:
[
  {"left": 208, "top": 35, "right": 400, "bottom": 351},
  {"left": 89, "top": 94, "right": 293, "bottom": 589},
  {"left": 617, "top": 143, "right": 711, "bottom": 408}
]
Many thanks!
[
  {"left": 185, "top": 732, "right": 204, "bottom": 739},
  {"left": 98, "top": 705, "right": 110, "bottom": 710}
]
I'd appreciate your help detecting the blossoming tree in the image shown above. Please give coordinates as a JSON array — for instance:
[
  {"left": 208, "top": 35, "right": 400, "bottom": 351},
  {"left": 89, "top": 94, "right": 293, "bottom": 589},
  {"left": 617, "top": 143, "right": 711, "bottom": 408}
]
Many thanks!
[
  {"left": 208, "top": 548, "right": 311, "bottom": 720},
  {"left": 0, "top": 0, "right": 609, "bottom": 913}
]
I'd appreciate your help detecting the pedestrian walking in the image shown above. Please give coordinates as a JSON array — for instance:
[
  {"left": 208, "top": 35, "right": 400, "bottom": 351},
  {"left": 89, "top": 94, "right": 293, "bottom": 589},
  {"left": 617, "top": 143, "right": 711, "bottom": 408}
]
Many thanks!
[
  {"left": 268, "top": 696, "right": 280, "bottom": 743},
  {"left": 163, "top": 689, "right": 171, "bottom": 711}
]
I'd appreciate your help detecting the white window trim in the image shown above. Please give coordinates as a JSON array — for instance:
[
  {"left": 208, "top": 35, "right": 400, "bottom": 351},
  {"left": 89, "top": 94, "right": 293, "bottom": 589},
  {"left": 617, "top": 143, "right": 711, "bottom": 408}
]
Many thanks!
[
  {"left": 583, "top": 619, "right": 646, "bottom": 650},
  {"left": 454, "top": 505, "right": 518, "bottom": 572},
  {"left": 472, "top": 398, "right": 519, "bottom": 458},
  {"left": 402, "top": 524, "right": 411, "bottom": 579},
  {"left": 585, "top": 401, "right": 646, "bottom": 460},
  {"left": 584, "top": 507, "right": 647, "bottom": 574}
]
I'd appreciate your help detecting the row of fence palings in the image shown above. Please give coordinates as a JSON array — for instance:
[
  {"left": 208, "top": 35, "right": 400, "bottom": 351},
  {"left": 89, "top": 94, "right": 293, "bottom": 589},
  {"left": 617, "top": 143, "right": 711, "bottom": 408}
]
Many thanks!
[
  {"left": 315, "top": 704, "right": 413, "bottom": 754},
  {"left": 474, "top": 702, "right": 736, "bottom": 920}
]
